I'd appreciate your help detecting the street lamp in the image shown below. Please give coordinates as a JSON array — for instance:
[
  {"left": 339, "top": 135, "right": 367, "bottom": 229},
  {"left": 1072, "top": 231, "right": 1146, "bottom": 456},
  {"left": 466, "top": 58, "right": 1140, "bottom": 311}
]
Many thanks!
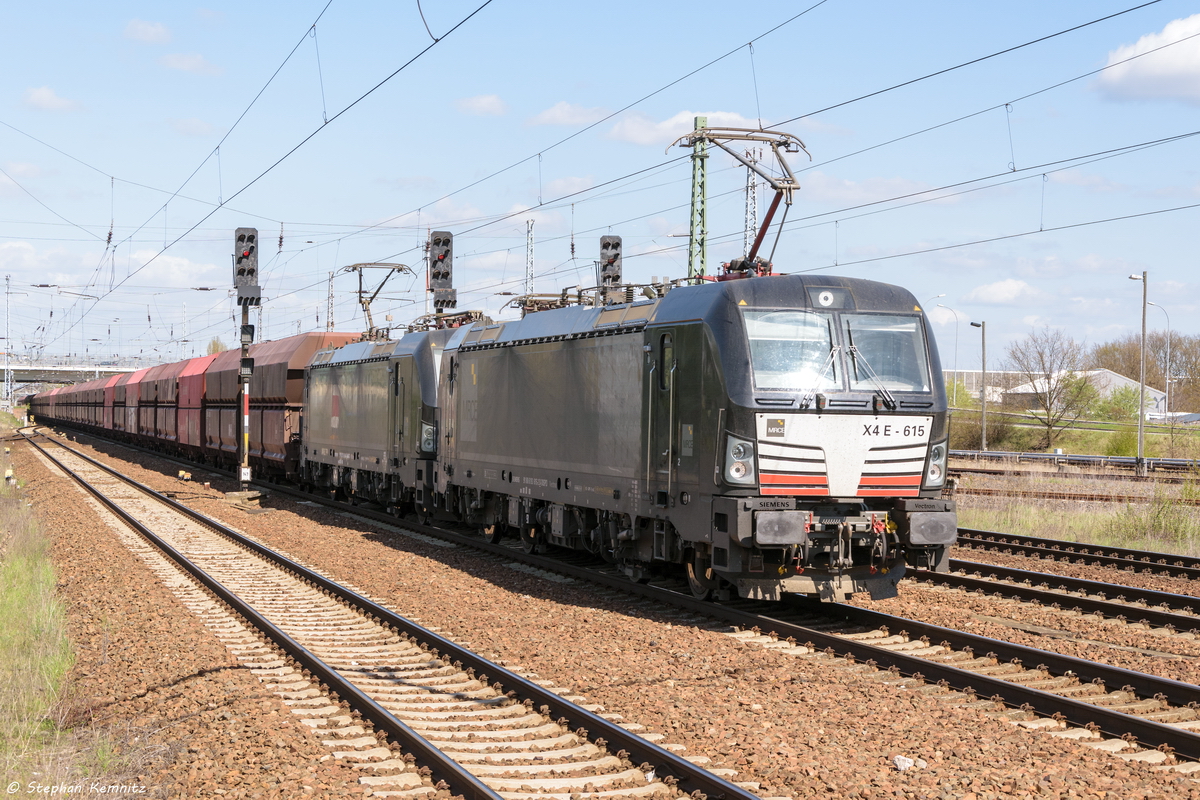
[
  {"left": 970, "top": 321, "right": 986, "bottom": 451},
  {"left": 937, "top": 304, "right": 963, "bottom": 406},
  {"left": 1148, "top": 301, "right": 1170, "bottom": 416},
  {"left": 1129, "top": 273, "right": 1147, "bottom": 475}
]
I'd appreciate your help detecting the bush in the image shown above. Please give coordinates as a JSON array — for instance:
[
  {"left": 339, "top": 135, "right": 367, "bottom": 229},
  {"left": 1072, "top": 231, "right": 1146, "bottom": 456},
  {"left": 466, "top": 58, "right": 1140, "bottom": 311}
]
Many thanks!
[
  {"left": 1102, "top": 487, "right": 1200, "bottom": 554},
  {"left": 949, "top": 411, "right": 1019, "bottom": 450},
  {"left": 1104, "top": 428, "right": 1139, "bottom": 457}
]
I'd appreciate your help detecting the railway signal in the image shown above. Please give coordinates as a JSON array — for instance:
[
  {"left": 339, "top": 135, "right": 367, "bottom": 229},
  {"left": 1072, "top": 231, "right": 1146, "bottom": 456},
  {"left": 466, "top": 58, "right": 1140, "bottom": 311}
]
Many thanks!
[
  {"left": 429, "top": 231, "right": 456, "bottom": 311},
  {"left": 234, "top": 227, "right": 260, "bottom": 306},
  {"left": 233, "top": 227, "right": 259, "bottom": 490},
  {"left": 599, "top": 235, "right": 622, "bottom": 285}
]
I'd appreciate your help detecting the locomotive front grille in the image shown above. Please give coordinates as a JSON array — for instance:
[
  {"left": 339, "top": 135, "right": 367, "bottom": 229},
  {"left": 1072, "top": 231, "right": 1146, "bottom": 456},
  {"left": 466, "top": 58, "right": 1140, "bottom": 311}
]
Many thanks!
[{"left": 755, "top": 413, "right": 931, "bottom": 497}]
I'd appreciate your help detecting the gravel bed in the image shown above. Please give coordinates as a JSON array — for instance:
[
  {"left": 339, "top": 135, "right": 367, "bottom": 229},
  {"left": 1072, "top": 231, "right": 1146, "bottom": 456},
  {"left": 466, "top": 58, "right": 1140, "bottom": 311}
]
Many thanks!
[
  {"left": 851, "top": 581, "right": 1200, "bottom": 686},
  {"left": 36, "top": 435, "right": 1200, "bottom": 799},
  {"left": 15, "top": 443, "right": 372, "bottom": 798},
  {"left": 953, "top": 546, "right": 1200, "bottom": 600}
]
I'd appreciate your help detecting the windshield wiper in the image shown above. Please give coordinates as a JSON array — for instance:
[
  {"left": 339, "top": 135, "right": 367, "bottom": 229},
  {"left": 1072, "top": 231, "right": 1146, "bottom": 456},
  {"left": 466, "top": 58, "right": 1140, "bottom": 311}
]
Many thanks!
[
  {"left": 848, "top": 345, "right": 897, "bottom": 411},
  {"left": 799, "top": 345, "right": 839, "bottom": 409}
]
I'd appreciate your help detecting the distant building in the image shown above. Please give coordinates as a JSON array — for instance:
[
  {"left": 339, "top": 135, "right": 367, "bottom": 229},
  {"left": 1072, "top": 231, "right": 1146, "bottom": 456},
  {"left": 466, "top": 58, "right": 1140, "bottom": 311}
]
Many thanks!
[
  {"left": 946, "top": 370, "right": 1028, "bottom": 406},
  {"left": 1002, "top": 368, "right": 1166, "bottom": 416}
]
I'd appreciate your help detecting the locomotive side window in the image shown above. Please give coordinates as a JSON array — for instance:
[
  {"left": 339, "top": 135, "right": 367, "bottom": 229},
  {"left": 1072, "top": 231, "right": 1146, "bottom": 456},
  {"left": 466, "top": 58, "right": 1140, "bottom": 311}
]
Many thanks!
[
  {"left": 743, "top": 310, "right": 838, "bottom": 391},
  {"left": 659, "top": 334, "right": 673, "bottom": 391},
  {"left": 843, "top": 314, "right": 931, "bottom": 392}
]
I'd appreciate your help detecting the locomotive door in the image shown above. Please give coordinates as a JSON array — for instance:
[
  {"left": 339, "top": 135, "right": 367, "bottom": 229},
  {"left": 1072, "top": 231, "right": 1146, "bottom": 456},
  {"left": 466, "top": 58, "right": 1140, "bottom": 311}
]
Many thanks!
[
  {"left": 647, "top": 329, "right": 677, "bottom": 506},
  {"left": 392, "top": 367, "right": 405, "bottom": 460}
]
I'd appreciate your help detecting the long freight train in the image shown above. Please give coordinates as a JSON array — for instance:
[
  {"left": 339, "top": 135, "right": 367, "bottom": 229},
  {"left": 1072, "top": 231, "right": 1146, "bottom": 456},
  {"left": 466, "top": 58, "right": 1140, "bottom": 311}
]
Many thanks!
[{"left": 30, "top": 273, "right": 956, "bottom": 602}]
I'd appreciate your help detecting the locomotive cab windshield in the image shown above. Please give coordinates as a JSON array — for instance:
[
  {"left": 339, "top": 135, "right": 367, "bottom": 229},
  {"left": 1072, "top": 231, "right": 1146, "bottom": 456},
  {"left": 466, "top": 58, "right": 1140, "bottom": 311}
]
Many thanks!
[{"left": 743, "top": 307, "right": 932, "bottom": 396}]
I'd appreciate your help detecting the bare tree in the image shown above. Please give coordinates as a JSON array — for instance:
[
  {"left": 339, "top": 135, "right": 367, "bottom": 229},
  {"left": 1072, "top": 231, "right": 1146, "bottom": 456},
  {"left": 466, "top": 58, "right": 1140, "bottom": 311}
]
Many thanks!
[
  {"left": 1091, "top": 330, "right": 1200, "bottom": 414},
  {"left": 1006, "top": 327, "right": 1095, "bottom": 448},
  {"left": 206, "top": 337, "right": 228, "bottom": 355}
]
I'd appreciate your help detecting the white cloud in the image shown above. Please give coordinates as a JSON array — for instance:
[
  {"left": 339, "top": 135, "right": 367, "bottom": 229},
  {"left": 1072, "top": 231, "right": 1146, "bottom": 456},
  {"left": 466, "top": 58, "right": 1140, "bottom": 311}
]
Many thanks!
[
  {"left": 23, "top": 87, "right": 80, "bottom": 112},
  {"left": 544, "top": 176, "right": 593, "bottom": 197},
  {"left": 3, "top": 162, "right": 43, "bottom": 179},
  {"left": 801, "top": 171, "right": 939, "bottom": 206},
  {"left": 0, "top": 241, "right": 50, "bottom": 275},
  {"left": 125, "top": 19, "right": 171, "bottom": 43},
  {"left": 608, "top": 110, "right": 760, "bottom": 146},
  {"left": 455, "top": 94, "right": 507, "bottom": 116},
  {"left": 647, "top": 216, "right": 686, "bottom": 237},
  {"left": 1095, "top": 14, "right": 1200, "bottom": 105},
  {"left": 963, "top": 278, "right": 1041, "bottom": 305},
  {"left": 1049, "top": 170, "right": 1124, "bottom": 193},
  {"left": 159, "top": 53, "right": 223, "bottom": 76},
  {"left": 168, "top": 118, "right": 216, "bottom": 137},
  {"left": 0, "top": 241, "right": 115, "bottom": 285},
  {"left": 926, "top": 306, "right": 958, "bottom": 327},
  {"left": 130, "top": 249, "right": 221, "bottom": 287},
  {"left": 529, "top": 101, "right": 608, "bottom": 126},
  {"left": 0, "top": 174, "right": 21, "bottom": 198}
]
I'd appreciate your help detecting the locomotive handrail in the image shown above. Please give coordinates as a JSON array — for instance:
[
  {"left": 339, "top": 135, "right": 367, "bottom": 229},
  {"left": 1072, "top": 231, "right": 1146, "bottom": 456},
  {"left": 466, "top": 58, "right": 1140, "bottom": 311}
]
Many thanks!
[
  {"left": 644, "top": 361, "right": 655, "bottom": 486},
  {"left": 667, "top": 358, "right": 677, "bottom": 501}
]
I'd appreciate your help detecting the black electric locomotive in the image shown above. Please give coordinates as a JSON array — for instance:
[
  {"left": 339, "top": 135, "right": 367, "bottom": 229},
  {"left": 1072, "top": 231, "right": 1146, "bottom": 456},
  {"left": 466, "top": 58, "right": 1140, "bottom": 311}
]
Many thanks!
[{"left": 303, "top": 273, "right": 956, "bottom": 601}]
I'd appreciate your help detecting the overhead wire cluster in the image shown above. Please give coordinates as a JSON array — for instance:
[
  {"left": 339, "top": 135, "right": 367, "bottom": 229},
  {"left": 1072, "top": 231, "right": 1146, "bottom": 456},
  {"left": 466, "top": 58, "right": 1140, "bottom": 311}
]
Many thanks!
[{"left": 4, "top": 0, "right": 1194, "bottom": 361}]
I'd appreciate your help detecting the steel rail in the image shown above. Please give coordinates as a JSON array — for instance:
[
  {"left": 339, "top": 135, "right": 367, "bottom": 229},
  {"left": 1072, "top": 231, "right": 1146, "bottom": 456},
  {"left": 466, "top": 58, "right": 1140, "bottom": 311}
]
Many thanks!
[
  {"left": 956, "top": 528, "right": 1200, "bottom": 580},
  {"left": 23, "top": 431, "right": 504, "bottom": 800},
  {"left": 907, "top": 560, "right": 1200, "bottom": 632},
  {"left": 23, "top": 429, "right": 760, "bottom": 800},
  {"left": 821, "top": 604, "right": 1200, "bottom": 758},
  {"left": 218, "top": 479, "right": 1200, "bottom": 761},
  {"left": 951, "top": 449, "right": 1200, "bottom": 473},
  {"left": 948, "top": 465, "right": 1193, "bottom": 485},
  {"left": 954, "top": 485, "right": 1200, "bottom": 506},
  {"left": 30, "top": 427, "right": 1200, "bottom": 760},
  {"left": 488, "top": 544, "right": 1200, "bottom": 759}
]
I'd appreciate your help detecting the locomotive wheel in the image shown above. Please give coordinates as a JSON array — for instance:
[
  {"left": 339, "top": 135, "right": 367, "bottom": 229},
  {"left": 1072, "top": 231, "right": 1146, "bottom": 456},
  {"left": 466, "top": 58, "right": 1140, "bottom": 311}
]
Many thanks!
[
  {"left": 623, "top": 561, "right": 651, "bottom": 584},
  {"left": 481, "top": 523, "right": 504, "bottom": 544},
  {"left": 686, "top": 551, "right": 721, "bottom": 600},
  {"left": 520, "top": 525, "right": 539, "bottom": 553}
]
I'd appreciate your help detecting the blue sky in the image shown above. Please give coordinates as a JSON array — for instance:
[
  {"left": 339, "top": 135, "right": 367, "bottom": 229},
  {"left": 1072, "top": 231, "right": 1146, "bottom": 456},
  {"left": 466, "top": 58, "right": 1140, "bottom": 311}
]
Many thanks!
[{"left": 2, "top": 0, "right": 1199, "bottom": 377}]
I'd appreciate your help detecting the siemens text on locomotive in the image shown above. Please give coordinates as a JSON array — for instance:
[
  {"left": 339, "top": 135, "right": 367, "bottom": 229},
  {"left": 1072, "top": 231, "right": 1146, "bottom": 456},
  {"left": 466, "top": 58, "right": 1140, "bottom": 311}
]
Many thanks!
[{"left": 30, "top": 273, "right": 956, "bottom": 602}]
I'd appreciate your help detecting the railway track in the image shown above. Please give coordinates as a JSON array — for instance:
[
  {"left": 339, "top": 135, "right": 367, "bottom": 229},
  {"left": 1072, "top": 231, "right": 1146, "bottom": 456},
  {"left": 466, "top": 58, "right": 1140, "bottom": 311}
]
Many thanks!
[
  {"left": 955, "top": 528, "right": 1200, "bottom": 581},
  {"left": 906, "top": 559, "right": 1200, "bottom": 632},
  {"left": 951, "top": 449, "right": 1200, "bottom": 474},
  {"left": 949, "top": 465, "right": 1195, "bottom": 485},
  {"left": 951, "top": 485, "right": 1200, "bottom": 506},
  {"left": 23, "top": 429, "right": 762, "bottom": 800},
  {"left": 30, "top": 429, "right": 1200, "bottom": 771}
]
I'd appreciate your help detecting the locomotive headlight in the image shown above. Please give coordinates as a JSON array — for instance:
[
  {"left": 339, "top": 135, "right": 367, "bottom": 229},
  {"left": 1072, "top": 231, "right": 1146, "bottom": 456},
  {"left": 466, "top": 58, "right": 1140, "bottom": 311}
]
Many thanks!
[
  {"left": 420, "top": 423, "right": 436, "bottom": 454},
  {"left": 925, "top": 441, "right": 947, "bottom": 487},
  {"left": 725, "top": 436, "right": 756, "bottom": 485}
]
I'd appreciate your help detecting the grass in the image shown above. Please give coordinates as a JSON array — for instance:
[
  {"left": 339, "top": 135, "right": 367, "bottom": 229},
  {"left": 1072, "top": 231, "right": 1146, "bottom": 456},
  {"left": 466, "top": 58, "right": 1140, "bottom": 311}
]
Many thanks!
[
  {"left": 0, "top": 439, "right": 75, "bottom": 786},
  {"left": 0, "top": 424, "right": 178, "bottom": 793},
  {"left": 954, "top": 467, "right": 1200, "bottom": 557},
  {"left": 950, "top": 410, "right": 1200, "bottom": 460}
]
